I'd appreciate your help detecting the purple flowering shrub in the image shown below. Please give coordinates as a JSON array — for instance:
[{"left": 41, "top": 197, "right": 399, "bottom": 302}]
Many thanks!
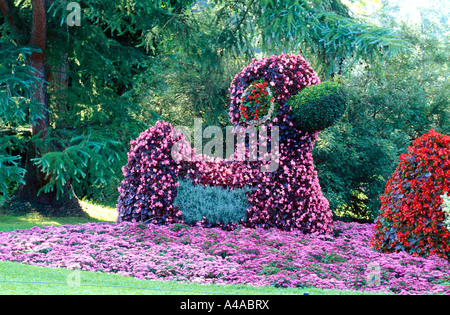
[{"left": 117, "top": 54, "right": 333, "bottom": 233}]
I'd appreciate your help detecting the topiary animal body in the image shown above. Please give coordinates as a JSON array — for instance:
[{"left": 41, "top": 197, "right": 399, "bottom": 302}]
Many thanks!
[
  {"left": 371, "top": 129, "right": 450, "bottom": 259},
  {"left": 116, "top": 54, "right": 347, "bottom": 233}
]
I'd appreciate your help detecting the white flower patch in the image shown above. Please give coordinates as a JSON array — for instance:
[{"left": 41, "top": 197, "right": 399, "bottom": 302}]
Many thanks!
[{"left": 441, "top": 193, "right": 450, "bottom": 231}]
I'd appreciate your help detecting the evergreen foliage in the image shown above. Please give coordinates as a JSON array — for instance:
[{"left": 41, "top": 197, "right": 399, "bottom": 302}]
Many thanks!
[
  {"left": 0, "top": 41, "right": 40, "bottom": 203},
  {"left": 0, "top": 0, "right": 195, "bottom": 206}
]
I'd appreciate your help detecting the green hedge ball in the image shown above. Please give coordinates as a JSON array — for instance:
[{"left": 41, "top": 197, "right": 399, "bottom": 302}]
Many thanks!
[{"left": 289, "top": 81, "right": 347, "bottom": 132}]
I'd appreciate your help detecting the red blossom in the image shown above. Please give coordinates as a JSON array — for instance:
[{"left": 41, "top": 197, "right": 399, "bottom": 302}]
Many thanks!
[{"left": 372, "top": 129, "right": 450, "bottom": 259}]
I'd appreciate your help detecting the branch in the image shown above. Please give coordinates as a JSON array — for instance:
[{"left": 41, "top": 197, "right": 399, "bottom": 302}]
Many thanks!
[
  {"left": 78, "top": 0, "right": 94, "bottom": 9},
  {"left": 0, "top": 128, "right": 32, "bottom": 138},
  {"left": 232, "top": 0, "right": 256, "bottom": 39}
]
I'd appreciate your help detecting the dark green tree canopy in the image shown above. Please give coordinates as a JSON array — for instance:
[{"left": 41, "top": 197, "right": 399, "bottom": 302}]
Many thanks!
[{"left": 1, "top": 0, "right": 445, "bottom": 222}]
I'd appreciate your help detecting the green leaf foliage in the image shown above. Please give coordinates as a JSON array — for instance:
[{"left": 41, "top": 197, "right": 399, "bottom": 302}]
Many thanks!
[
  {"left": 0, "top": 155, "right": 25, "bottom": 201},
  {"left": 289, "top": 81, "right": 347, "bottom": 132},
  {"left": 30, "top": 131, "right": 123, "bottom": 201},
  {"left": 0, "top": 41, "right": 42, "bottom": 203}
]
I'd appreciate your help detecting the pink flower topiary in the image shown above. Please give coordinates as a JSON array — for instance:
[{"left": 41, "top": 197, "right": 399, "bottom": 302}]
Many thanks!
[
  {"left": 229, "top": 54, "right": 320, "bottom": 126},
  {"left": 117, "top": 54, "right": 333, "bottom": 234},
  {"left": 116, "top": 121, "right": 184, "bottom": 224}
]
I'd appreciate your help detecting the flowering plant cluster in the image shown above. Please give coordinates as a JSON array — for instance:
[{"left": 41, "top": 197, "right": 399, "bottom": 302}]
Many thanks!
[
  {"left": 371, "top": 129, "right": 450, "bottom": 259},
  {"left": 179, "top": 129, "right": 333, "bottom": 233},
  {"left": 117, "top": 54, "right": 334, "bottom": 233},
  {"left": 1, "top": 221, "right": 449, "bottom": 294},
  {"left": 229, "top": 54, "right": 320, "bottom": 126},
  {"left": 116, "top": 121, "right": 185, "bottom": 225},
  {"left": 239, "top": 80, "right": 276, "bottom": 125}
]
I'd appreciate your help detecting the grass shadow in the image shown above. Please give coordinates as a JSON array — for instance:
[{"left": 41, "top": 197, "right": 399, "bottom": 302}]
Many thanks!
[{"left": 0, "top": 200, "right": 117, "bottom": 232}]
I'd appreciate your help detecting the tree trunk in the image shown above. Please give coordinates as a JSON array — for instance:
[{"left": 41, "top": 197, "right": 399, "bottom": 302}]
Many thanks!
[
  {"left": 5, "top": 0, "right": 81, "bottom": 214},
  {"left": 47, "top": 53, "right": 71, "bottom": 128}
]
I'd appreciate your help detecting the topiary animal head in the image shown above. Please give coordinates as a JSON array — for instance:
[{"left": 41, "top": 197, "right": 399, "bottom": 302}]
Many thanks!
[{"left": 229, "top": 54, "right": 346, "bottom": 134}]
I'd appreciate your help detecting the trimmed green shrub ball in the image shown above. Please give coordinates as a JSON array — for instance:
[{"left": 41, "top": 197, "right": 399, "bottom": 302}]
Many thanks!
[{"left": 289, "top": 81, "right": 347, "bottom": 132}]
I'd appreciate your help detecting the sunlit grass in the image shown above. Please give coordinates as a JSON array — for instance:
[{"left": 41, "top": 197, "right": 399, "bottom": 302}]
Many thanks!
[
  {"left": 0, "top": 201, "right": 117, "bottom": 232},
  {"left": 79, "top": 200, "right": 118, "bottom": 222}
]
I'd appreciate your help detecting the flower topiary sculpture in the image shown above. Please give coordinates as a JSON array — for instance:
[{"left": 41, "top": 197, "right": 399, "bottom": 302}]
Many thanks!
[
  {"left": 371, "top": 129, "right": 450, "bottom": 258},
  {"left": 116, "top": 54, "right": 347, "bottom": 233}
]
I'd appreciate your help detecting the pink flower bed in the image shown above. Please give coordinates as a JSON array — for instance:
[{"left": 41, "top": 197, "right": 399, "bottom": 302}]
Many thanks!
[{"left": 0, "top": 221, "right": 449, "bottom": 294}]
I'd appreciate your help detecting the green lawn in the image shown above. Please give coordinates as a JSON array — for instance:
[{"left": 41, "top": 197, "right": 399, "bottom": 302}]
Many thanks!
[
  {"left": 0, "top": 200, "right": 117, "bottom": 232},
  {"left": 0, "top": 201, "right": 382, "bottom": 295},
  {"left": 0, "top": 260, "right": 380, "bottom": 295}
]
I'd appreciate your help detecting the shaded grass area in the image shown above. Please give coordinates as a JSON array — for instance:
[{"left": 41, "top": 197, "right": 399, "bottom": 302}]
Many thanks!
[
  {"left": 0, "top": 201, "right": 117, "bottom": 232},
  {"left": 0, "top": 260, "right": 382, "bottom": 295}
]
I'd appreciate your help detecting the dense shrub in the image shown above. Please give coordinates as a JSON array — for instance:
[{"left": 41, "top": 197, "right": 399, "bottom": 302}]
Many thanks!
[
  {"left": 289, "top": 82, "right": 346, "bottom": 132},
  {"left": 174, "top": 180, "right": 250, "bottom": 227},
  {"left": 371, "top": 129, "right": 450, "bottom": 259}
]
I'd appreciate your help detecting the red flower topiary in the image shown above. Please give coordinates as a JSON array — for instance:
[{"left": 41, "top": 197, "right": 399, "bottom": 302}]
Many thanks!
[{"left": 371, "top": 129, "right": 450, "bottom": 259}]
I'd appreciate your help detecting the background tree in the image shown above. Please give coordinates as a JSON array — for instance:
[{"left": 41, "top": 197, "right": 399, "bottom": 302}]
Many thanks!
[
  {"left": 2, "top": 0, "right": 441, "bottom": 220},
  {"left": 314, "top": 0, "right": 449, "bottom": 221},
  {"left": 135, "top": 0, "right": 409, "bottom": 131},
  {"left": 0, "top": 0, "right": 194, "bottom": 211}
]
